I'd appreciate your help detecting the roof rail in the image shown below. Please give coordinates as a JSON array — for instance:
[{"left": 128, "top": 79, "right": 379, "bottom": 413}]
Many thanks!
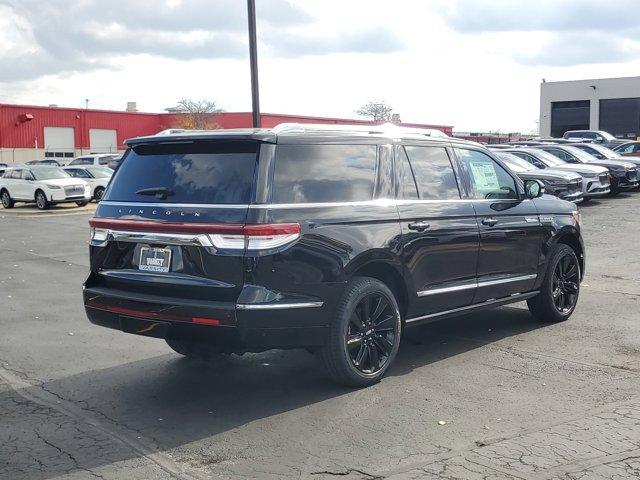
[{"left": 272, "top": 122, "right": 449, "bottom": 138}]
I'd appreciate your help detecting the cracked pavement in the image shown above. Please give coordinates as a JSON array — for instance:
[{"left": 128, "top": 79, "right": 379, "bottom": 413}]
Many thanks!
[{"left": 0, "top": 194, "right": 639, "bottom": 479}]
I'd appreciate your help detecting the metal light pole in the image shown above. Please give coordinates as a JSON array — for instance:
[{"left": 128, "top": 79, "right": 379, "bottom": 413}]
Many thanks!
[{"left": 247, "top": 0, "right": 261, "bottom": 128}]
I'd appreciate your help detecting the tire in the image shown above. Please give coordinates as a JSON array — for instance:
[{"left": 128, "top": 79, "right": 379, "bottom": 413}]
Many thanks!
[
  {"left": 1, "top": 190, "right": 14, "bottom": 208},
  {"left": 94, "top": 186, "right": 105, "bottom": 202},
  {"left": 166, "top": 339, "right": 227, "bottom": 361},
  {"left": 76, "top": 201, "right": 89, "bottom": 207},
  {"left": 318, "top": 277, "right": 402, "bottom": 388},
  {"left": 527, "top": 244, "right": 580, "bottom": 323},
  {"left": 35, "top": 190, "right": 50, "bottom": 210}
]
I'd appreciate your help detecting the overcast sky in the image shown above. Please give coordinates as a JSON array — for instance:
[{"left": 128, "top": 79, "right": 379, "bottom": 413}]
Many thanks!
[{"left": 2, "top": 0, "right": 640, "bottom": 133}]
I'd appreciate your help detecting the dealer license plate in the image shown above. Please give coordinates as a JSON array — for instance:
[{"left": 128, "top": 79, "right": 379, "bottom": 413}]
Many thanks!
[{"left": 138, "top": 247, "right": 172, "bottom": 273}]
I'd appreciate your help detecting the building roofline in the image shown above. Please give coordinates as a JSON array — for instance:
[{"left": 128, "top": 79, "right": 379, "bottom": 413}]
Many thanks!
[
  {"left": 542, "top": 75, "right": 640, "bottom": 85},
  {"left": 0, "top": 102, "right": 453, "bottom": 129}
]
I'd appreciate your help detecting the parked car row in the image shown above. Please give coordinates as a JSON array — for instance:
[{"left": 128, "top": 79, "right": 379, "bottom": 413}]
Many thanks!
[
  {"left": 487, "top": 138, "right": 640, "bottom": 203},
  {"left": 23, "top": 153, "right": 122, "bottom": 169},
  {"left": 0, "top": 164, "right": 112, "bottom": 210}
]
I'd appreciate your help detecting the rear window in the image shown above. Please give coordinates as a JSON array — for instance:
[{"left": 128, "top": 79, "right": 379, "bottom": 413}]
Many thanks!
[
  {"left": 104, "top": 141, "right": 258, "bottom": 204},
  {"left": 272, "top": 144, "right": 377, "bottom": 204}
]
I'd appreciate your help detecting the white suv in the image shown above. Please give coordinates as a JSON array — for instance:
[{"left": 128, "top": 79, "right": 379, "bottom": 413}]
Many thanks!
[
  {"left": 62, "top": 166, "right": 113, "bottom": 201},
  {"left": 0, "top": 166, "right": 91, "bottom": 210}
]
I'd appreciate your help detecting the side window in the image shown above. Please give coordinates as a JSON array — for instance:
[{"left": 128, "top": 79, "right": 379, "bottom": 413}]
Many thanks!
[
  {"left": 272, "top": 144, "right": 377, "bottom": 204},
  {"left": 69, "top": 159, "right": 80, "bottom": 165},
  {"left": 545, "top": 148, "right": 571, "bottom": 162},
  {"left": 454, "top": 149, "right": 518, "bottom": 200},
  {"left": 98, "top": 158, "right": 110, "bottom": 165},
  {"left": 511, "top": 152, "right": 544, "bottom": 168},
  {"left": 396, "top": 147, "right": 418, "bottom": 199},
  {"left": 10, "top": 170, "right": 21, "bottom": 179},
  {"left": 404, "top": 146, "right": 460, "bottom": 200}
]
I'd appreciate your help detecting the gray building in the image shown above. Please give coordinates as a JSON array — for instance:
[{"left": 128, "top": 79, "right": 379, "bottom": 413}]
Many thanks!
[{"left": 540, "top": 76, "right": 640, "bottom": 139}]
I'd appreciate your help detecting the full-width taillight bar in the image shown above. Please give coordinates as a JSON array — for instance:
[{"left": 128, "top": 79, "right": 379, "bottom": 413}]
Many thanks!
[{"left": 88, "top": 218, "right": 301, "bottom": 251}]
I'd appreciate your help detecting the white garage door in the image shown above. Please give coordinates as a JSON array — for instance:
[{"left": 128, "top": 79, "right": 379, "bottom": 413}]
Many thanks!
[
  {"left": 44, "top": 127, "right": 75, "bottom": 157},
  {"left": 89, "top": 129, "right": 118, "bottom": 153}
]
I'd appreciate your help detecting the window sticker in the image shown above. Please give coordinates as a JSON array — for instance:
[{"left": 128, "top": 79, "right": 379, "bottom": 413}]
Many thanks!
[{"left": 469, "top": 161, "right": 500, "bottom": 192}]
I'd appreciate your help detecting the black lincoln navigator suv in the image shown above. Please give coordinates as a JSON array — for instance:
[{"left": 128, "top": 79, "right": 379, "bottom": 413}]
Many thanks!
[{"left": 84, "top": 124, "right": 585, "bottom": 387}]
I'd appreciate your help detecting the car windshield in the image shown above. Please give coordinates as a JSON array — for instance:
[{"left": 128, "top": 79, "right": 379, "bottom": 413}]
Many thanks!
[
  {"left": 31, "top": 167, "right": 71, "bottom": 180},
  {"left": 599, "top": 131, "right": 616, "bottom": 141},
  {"left": 527, "top": 149, "right": 566, "bottom": 166},
  {"left": 86, "top": 167, "right": 113, "bottom": 178},
  {"left": 497, "top": 153, "right": 536, "bottom": 172},
  {"left": 563, "top": 146, "right": 600, "bottom": 163},
  {"left": 585, "top": 144, "right": 618, "bottom": 159}
]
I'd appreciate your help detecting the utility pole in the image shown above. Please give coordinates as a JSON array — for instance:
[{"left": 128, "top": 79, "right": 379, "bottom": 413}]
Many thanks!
[{"left": 247, "top": 0, "right": 260, "bottom": 128}]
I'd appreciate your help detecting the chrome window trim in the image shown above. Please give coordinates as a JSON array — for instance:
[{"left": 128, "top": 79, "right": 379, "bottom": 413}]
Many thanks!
[
  {"left": 100, "top": 198, "right": 528, "bottom": 210},
  {"left": 416, "top": 274, "right": 537, "bottom": 297},
  {"left": 236, "top": 301, "right": 323, "bottom": 310}
]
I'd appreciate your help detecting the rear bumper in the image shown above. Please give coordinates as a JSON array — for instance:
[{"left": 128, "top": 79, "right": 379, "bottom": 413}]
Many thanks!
[{"left": 83, "top": 286, "right": 330, "bottom": 351}]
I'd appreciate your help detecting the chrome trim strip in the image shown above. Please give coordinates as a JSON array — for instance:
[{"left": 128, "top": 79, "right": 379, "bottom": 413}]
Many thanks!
[
  {"left": 477, "top": 274, "right": 537, "bottom": 287},
  {"left": 96, "top": 229, "right": 214, "bottom": 247},
  {"left": 406, "top": 291, "right": 539, "bottom": 324},
  {"left": 417, "top": 274, "right": 537, "bottom": 297},
  {"left": 417, "top": 283, "right": 476, "bottom": 297},
  {"left": 236, "top": 301, "right": 324, "bottom": 310}
]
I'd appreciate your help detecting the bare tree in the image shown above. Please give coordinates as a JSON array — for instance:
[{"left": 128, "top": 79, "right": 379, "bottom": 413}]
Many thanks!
[
  {"left": 356, "top": 101, "right": 394, "bottom": 122},
  {"left": 172, "top": 99, "right": 224, "bottom": 129}
]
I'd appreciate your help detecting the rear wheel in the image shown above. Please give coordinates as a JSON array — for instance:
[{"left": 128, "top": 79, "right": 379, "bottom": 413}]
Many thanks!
[
  {"left": 166, "top": 339, "right": 228, "bottom": 361},
  {"left": 35, "top": 190, "right": 50, "bottom": 210},
  {"left": 1, "top": 190, "right": 14, "bottom": 208},
  {"left": 76, "top": 201, "right": 89, "bottom": 207},
  {"left": 527, "top": 244, "right": 580, "bottom": 322},
  {"left": 319, "top": 277, "right": 402, "bottom": 388}
]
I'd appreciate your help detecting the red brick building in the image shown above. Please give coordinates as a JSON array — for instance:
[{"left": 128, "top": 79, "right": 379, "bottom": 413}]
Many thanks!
[{"left": 0, "top": 103, "right": 453, "bottom": 163}]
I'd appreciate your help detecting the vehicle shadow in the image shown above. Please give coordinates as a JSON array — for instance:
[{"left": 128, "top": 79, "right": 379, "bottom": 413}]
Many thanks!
[{"left": 4, "top": 306, "right": 544, "bottom": 479}]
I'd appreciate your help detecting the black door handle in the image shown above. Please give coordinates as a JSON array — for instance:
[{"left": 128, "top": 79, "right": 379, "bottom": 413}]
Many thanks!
[
  {"left": 408, "top": 221, "right": 430, "bottom": 232},
  {"left": 481, "top": 217, "right": 498, "bottom": 227}
]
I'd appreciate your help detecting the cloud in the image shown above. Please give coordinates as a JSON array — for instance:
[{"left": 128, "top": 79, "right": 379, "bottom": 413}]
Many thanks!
[
  {"left": 438, "top": 0, "right": 640, "bottom": 66},
  {"left": 0, "top": 0, "right": 406, "bottom": 82}
]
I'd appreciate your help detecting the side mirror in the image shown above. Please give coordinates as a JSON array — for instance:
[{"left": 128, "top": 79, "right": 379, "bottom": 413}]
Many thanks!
[{"left": 524, "top": 179, "right": 544, "bottom": 199}]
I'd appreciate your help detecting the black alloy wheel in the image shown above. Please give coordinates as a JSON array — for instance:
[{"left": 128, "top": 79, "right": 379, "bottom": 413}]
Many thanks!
[
  {"left": 527, "top": 243, "right": 580, "bottom": 322},
  {"left": 94, "top": 186, "right": 105, "bottom": 201},
  {"left": 346, "top": 292, "right": 397, "bottom": 374},
  {"left": 552, "top": 253, "right": 580, "bottom": 313},
  {"left": 319, "top": 277, "right": 402, "bottom": 387}
]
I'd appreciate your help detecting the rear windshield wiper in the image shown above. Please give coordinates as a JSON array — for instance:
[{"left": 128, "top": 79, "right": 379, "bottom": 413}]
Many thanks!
[{"left": 135, "top": 187, "right": 175, "bottom": 200}]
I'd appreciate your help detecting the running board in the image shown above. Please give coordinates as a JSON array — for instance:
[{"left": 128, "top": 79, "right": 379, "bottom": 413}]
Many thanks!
[{"left": 405, "top": 291, "right": 539, "bottom": 327}]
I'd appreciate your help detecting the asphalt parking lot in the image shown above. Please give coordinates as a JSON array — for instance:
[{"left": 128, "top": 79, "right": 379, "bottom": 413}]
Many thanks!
[{"left": 1, "top": 195, "right": 639, "bottom": 480}]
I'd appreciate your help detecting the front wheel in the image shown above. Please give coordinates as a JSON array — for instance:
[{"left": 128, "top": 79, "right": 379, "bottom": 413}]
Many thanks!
[
  {"left": 35, "top": 190, "right": 50, "bottom": 210},
  {"left": 319, "top": 277, "right": 402, "bottom": 388},
  {"left": 527, "top": 244, "right": 580, "bottom": 322}
]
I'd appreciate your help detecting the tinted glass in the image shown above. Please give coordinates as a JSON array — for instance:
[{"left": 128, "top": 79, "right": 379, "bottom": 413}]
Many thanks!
[
  {"left": 86, "top": 167, "right": 112, "bottom": 178},
  {"left": 543, "top": 148, "right": 575, "bottom": 163},
  {"left": 67, "top": 169, "right": 91, "bottom": 178},
  {"left": 31, "top": 167, "right": 70, "bottom": 180},
  {"left": 496, "top": 153, "right": 536, "bottom": 172},
  {"left": 455, "top": 149, "right": 518, "bottom": 200},
  {"left": 397, "top": 147, "right": 418, "bottom": 199},
  {"left": 272, "top": 144, "right": 377, "bottom": 203},
  {"left": 105, "top": 141, "right": 258, "bottom": 204},
  {"left": 404, "top": 146, "right": 460, "bottom": 200}
]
